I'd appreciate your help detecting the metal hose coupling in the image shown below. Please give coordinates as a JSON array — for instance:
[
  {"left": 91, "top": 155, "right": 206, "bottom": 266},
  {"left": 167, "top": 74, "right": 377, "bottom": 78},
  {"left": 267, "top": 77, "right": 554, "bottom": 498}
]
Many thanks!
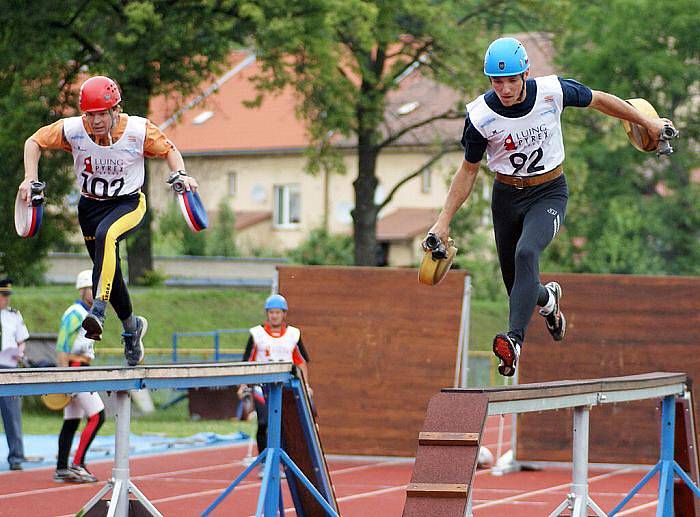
[
  {"left": 657, "top": 124, "right": 680, "bottom": 156},
  {"left": 30, "top": 181, "right": 46, "bottom": 207}
]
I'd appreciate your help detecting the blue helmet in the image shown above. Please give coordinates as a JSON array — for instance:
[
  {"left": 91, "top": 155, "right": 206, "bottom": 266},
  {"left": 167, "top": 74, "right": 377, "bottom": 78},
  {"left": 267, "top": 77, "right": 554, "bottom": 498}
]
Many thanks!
[
  {"left": 265, "top": 294, "right": 288, "bottom": 311},
  {"left": 484, "top": 37, "right": 529, "bottom": 77}
]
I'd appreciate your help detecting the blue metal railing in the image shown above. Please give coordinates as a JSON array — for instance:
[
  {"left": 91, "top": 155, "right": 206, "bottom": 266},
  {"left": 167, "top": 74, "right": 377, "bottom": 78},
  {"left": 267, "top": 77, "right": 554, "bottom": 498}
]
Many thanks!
[{"left": 171, "top": 329, "right": 248, "bottom": 362}]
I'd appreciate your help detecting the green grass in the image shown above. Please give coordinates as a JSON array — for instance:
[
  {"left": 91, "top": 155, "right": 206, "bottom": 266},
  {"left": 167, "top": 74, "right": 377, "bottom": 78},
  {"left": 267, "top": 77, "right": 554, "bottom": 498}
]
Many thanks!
[{"left": 13, "top": 286, "right": 268, "bottom": 351}]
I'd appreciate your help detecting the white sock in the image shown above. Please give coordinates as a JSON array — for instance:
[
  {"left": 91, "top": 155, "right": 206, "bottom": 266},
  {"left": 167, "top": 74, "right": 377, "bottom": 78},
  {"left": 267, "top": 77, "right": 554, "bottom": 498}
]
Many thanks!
[{"left": 540, "top": 287, "right": 556, "bottom": 315}]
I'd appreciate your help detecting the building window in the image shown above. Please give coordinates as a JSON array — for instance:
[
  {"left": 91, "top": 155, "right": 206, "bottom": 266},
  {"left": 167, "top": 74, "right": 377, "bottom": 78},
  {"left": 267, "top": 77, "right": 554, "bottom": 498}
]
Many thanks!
[
  {"left": 274, "top": 184, "right": 301, "bottom": 227},
  {"left": 227, "top": 172, "right": 237, "bottom": 197},
  {"left": 421, "top": 168, "right": 432, "bottom": 194}
]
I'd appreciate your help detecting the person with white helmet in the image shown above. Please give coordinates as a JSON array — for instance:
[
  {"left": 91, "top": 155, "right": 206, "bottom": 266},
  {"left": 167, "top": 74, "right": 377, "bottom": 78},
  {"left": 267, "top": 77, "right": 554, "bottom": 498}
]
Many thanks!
[
  {"left": 427, "top": 37, "right": 676, "bottom": 377},
  {"left": 20, "top": 75, "right": 200, "bottom": 366},
  {"left": 239, "top": 294, "right": 311, "bottom": 467},
  {"left": 53, "top": 270, "right": 105, "bottom": 483}
]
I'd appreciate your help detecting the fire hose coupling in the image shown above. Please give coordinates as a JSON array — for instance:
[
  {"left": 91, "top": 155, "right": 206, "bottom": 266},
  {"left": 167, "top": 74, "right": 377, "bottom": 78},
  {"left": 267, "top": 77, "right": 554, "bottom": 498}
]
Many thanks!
[
  {"left": 166, "top": 170, "right": 189, "bottom": 193},
  {"left": 424, "top": 233, "right": 448, "bottom": 260},
  {"left": 30, "top": 181, "right": 46, "bottom": 206},
  {"left": 657, "top": 124, "right": 680, "bottom": 157}
]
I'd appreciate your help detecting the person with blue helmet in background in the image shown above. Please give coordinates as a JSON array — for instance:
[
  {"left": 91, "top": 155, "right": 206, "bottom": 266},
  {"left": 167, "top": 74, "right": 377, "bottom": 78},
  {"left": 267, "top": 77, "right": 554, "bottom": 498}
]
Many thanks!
[
  {"left": 238, "top": 294, "right": 311, "bottom": 474},
  {"left": 426, "top": 37, "right": 676, "bottom": 377}
]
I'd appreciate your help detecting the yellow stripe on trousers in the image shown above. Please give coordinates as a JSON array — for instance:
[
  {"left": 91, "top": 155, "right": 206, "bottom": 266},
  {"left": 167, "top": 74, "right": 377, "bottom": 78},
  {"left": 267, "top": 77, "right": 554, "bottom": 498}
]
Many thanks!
[{"left": 97, "top": 193, "right": 146, "bottom": 301}]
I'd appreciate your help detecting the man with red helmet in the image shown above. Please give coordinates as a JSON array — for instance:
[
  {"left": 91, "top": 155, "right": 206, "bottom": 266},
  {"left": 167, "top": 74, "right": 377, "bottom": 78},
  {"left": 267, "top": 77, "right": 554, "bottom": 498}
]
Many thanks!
[{"left": 19, "top": 76, "right": 199, "bottom": 365}]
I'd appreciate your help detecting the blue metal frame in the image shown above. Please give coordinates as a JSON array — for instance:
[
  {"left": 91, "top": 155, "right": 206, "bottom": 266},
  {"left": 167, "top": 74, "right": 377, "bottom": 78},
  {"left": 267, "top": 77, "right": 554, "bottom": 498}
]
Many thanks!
[
  {"left": 201, "top": 381, "right": 339, "bottom": 517},
  {"left": 172, "top": 329, "right": 248, "bottom": 362},
  {"left": 609, "top": 395, "right": 700, "bottom": 516}
]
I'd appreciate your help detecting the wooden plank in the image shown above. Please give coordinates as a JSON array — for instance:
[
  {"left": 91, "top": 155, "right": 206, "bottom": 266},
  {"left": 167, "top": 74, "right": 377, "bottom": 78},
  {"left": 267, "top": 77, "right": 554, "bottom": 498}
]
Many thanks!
[
  {"left": 281, "top": 380, "right": 338, "bottom": 517},
  {"left": 404, "top": 392, "right": 487, "bottom": 517},
  {"left": 443, "top": 372, "right": 686, "bottom": 403},
  {"left": 406, "top": 483, "right": 469, "bottom": 498},
  {"left": 0, "top": 361, "right": 293, "bottom": 384},
  {"left": 674, "top": 396, "right": 700, "bottom": 516},
  {"left": 418, "top": 432, "right": 479, "bottom": 446}
]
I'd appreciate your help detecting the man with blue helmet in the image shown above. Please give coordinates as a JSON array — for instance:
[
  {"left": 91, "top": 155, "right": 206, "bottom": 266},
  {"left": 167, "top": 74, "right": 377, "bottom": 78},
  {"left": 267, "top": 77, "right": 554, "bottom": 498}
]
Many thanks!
[
  {"left": 427, "top": 37, "right": 676, "bottom": 377},
  {"left": 239, "top": 294, "right": 310, "bottom": 468}
]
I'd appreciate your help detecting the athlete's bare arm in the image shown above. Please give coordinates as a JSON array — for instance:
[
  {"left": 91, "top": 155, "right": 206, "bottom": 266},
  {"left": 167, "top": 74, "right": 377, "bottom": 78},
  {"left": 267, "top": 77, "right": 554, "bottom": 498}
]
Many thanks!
[
  {"left": 19, "top": 138, "right": 42, "bottom": 203},
  {"left": 589, "top": 90, "right": 673, "bottom": 140},
  {"left": 165, "top": 147, "right": 199, "bottom": 192},
  {"left": 427, "top": 159, "right": 481, "bottom": 244}
]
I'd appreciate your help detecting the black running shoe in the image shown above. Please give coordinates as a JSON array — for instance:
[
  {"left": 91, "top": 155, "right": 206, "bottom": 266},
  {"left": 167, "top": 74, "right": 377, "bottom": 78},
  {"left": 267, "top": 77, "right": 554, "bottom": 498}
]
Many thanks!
[
  {"left": 540, "top": 281, "right": 566, "bottom": 341},
  {"left": 493, "top": 333, "right": 521, "bottom": 377},
  {"left": 122, "top": 316, "right": 147, "bottom": 366},
  {"left": 82, "top": 311, "right": 105, "bottom": 341}
]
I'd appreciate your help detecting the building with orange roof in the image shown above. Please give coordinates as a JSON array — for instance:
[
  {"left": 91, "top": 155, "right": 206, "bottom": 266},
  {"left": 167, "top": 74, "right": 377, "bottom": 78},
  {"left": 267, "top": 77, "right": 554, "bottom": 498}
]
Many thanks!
[{"left": 147, "top": 33, "right": 556, "bottom": 265}]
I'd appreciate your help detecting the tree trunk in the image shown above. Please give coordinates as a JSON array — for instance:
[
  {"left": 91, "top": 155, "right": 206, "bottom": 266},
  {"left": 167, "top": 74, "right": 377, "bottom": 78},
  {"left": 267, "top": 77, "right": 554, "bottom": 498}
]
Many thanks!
[
  {"left": 352, "top": 128, "right": 380, "bottom": 265},
  {"left": 121, "top": 78, "right": 154, "bottom": 284}
]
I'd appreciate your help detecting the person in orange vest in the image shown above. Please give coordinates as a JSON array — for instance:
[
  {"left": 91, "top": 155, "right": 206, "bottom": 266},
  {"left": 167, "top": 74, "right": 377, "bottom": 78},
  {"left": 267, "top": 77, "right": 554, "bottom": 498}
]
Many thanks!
[{"left": 238, "top": 295, "right": 311, "bottom": 467}]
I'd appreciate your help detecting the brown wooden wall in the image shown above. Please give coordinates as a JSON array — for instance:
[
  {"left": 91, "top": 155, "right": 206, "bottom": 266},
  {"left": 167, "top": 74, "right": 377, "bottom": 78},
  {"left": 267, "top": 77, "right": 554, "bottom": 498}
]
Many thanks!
[
  {"left": 519, "top": 273, "right": 700, "bottom": 464},
  {"left": 278, "top": 265, "right": 467, "bottom": 456}
]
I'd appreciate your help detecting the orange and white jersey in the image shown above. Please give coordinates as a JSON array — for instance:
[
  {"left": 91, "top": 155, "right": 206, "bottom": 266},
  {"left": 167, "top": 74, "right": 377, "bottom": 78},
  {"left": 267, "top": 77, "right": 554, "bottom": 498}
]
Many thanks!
[
  {"left": 63, "top": 115, "right": 147, "bottom": 198},
  {"left": 248, "top": 324, "right": 305, "bottom": 365}
]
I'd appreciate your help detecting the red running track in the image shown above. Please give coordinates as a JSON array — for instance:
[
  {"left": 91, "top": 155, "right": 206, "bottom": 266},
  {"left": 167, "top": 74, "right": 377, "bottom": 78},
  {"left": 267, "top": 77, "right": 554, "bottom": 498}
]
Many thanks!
[{"left": 0, "top": 416, "right": 659, "bottom": 516}]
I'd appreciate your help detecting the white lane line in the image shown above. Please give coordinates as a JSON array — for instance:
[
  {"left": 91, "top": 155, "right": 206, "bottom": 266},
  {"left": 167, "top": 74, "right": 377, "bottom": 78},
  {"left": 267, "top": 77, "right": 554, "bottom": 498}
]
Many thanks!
[
  {"left": 616, "top": 500, "right": 659, "bottom": 515},
  {"left": 143, "top": 460, "right": 407, "bottom": 506},
  {"left": 0, "top": 440, "right": 252, "bottom": 477},
  {"left": 0, "top": 460, "right": 248, "bottom": 500},
  {"left": 472, "top": 468, "right": 633, "bottom": 510}
]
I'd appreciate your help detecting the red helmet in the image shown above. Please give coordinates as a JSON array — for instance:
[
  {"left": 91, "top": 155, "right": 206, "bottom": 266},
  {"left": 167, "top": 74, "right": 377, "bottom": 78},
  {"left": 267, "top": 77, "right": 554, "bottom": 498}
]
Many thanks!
[{"left": 79, "top": 76, "right": 121, "bottom": 113}]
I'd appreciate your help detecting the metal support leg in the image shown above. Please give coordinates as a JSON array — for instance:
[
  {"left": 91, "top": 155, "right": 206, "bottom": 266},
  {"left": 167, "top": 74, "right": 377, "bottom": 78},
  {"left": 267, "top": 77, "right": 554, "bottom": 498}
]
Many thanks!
[
  {"left": 76, "top": 391, "right": 162, "bottom": 517},
  {"left": 256, "top": 383, "right": 283, "bottom": 516},
  {"left": 550, "top": 406, "right": 605, "bottom": 517},
  {"left": 611, "top": 395, "right": 700, "bottom": 516},
  {"left": 657, "top": 395, "right": 676, "bottom": 517}
]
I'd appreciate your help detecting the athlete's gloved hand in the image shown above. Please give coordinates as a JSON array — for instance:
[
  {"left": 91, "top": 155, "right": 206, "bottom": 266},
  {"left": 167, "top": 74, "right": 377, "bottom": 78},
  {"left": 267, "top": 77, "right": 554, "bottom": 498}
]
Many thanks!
[
  {"left": 167, "top": 170, "right": 199, "bottom": 193},
  {"left": 646, "top": 117, "right": 677, "bottom": 142},
  {"left": 179, "top": 175, "right": 199, "bottom": 192}
]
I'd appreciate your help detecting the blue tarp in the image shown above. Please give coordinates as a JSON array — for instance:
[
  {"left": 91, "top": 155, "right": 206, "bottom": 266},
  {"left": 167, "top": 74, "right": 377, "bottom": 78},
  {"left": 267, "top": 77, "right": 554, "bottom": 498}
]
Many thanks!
[{"left": 0, "top": 431, "right": 250, "bottom": 471}]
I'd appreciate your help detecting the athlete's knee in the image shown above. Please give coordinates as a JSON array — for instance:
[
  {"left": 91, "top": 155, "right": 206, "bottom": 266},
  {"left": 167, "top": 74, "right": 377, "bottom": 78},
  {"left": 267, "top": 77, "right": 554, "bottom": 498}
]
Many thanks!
[
  {"left": 514, "top": 244, "right": 539, "bottom": 265},
  {"left": 94, "top": 225, "right": 110, "bottom": 244},
  {"left": 94, "top": 409, "right": 105, "bottom": 429}
]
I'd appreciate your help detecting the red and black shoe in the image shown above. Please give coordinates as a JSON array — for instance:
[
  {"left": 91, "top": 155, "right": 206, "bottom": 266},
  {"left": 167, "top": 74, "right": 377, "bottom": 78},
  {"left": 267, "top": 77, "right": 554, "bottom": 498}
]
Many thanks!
[
  {"left": 539, "top": 281, "right": 566, "bottom": 341},
  {"left": 493, "top": 333, "right": 521, "bottom": 377}
]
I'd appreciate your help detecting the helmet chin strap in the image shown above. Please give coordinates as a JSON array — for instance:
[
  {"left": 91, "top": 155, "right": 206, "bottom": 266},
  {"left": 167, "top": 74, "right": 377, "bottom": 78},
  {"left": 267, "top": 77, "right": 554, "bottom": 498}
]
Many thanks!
[
  {"left": 517, "top": 73, "right": 527, "bottom": 102},
  {"left": 107, "top": 107, "right": 119, "bottom": 146}
]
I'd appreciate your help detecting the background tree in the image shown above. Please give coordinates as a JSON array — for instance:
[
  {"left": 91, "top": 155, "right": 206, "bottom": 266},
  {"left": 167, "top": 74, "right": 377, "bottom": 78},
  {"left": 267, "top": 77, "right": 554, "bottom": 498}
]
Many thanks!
[
  {"left": 1, "top": 1, "right": 244, "bottom": 283},
  {"left": 551, "top": 0, "right": 700, "bottom": 275},
  {"left": 157, "top": 200, "right": 207, "bottom": 256},
  {"left": 244, "top": 0, "right": 564, "bottom": 265},
  {"left": 208, "top": 200, "right": 238, "bottom": 257}
]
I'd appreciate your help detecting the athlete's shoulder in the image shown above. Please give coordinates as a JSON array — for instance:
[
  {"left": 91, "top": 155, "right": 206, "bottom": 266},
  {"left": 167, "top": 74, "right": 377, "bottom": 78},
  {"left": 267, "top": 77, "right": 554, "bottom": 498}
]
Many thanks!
[
  {"left": 535, "top": 75, "right": 563, "bottom": 91},
  {"left": 466, "top": 94, "right": 487, "bottom": 113},
  {"left": 286, "top": 325, "right": 301, "bottom": 340}
]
